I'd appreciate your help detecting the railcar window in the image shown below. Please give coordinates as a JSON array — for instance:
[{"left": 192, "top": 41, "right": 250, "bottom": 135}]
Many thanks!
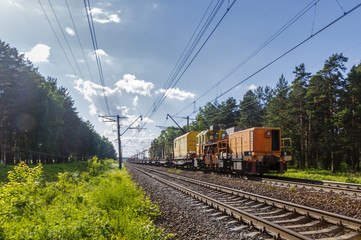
[
  {"left": 271, "top": 130, "right": 280, "bottom": 151},
  {"left": 207, "top": 132, "right": 218, "bottom": 142}
]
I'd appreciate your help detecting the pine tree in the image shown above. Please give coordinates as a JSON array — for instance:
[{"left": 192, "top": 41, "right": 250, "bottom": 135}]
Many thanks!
[
  {"left": 238, "top": 90, "right": 263, "bottom": 128},
  {"left": 337, "top": 63, "right": 361, "bottom": 172},
  {"left": 306, "top": 53, "right": 348, "bottom": 171},
  {"left": 289, "top": 64, "right": 310, "bottom": 168},
  {"left": 266, "top": 74, "right": 290, "bottom": 135}
]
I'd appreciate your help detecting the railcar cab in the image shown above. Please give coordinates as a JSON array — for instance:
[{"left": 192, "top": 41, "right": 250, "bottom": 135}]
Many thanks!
[
  {"left": 196, "top": 127, "right": 225, "bottom": 156},
  {"left": 195, "top": 125, "right": 226, "bottom": 169}
]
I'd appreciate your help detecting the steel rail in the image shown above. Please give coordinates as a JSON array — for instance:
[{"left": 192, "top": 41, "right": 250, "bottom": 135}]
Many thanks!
[
  {"left": 133, "top": 165, "right": 361, "bottom": 233},
  {"left": 260, "top": 175, "right": 361, "bottom": 194},
  {"left": 259, "top": 177, "right": 361, "bottom": 197},
  {"left": 134, "top": 166, "right": 312, "bottom": 240}
]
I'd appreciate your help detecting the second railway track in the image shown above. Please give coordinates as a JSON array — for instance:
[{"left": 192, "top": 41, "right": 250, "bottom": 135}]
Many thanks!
[
  {"left": 255, "top": 176, "right": 361, "bottom": 197},
  {"left": 130, "top": 164, "right": 361, "bottom": 240}
]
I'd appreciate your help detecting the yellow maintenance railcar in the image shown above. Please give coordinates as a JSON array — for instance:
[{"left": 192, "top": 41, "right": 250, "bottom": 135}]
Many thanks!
[{"left": 174, "top": 131, "right": 201, "bottom": 159}]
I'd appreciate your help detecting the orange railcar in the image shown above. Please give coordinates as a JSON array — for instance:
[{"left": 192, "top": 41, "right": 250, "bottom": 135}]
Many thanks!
[{"left": 229, "top": 127, "right": 291, "bottom": 174}]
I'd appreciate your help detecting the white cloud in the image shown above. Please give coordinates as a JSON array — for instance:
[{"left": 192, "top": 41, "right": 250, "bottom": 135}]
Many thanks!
[
  {"left": 74, "top": 78, "right": 122, "bottom": 115},
  {"left": 65, "top": 27, "right": 75, "bottom": 36},
  {"left": 8, "top": 0, "right": 23, "bottom": 8},
  {"left": 248, "top": 84, "right": 258, "bottom": 90},
  {"left": 116, "top": 74, "right": 154, "bottom": 96},
  {"left": 74, "top": 74, "right": 152, "bottom": 116},
  {"left": 23, "top": 44, "right": 50, "bottom": 63},
  {"left": 121, "top": 129, "right": 156, "bottom": 156},
  {"left": 91, "top": 7, "right": 103, "bottom": 15},
  {"left": 65, "top": 74, "right": 77, "bottom": 78},
  {"left": 152, "top": 3, "right": 158, "bottom": 9},
  {"left": 108, "top": 14, "right": 120, "bottom": 23},
  {"left": 95, "top": 49, "right": 108, "bottom": 57},
  {"left": 88, "top": 49, "right": 112, "bottom": 64},
  {"left": 91, "top": 7, "right": 121, "bottom": 24},
  {"left": 132, "top": 96, "right": 139, "bottom": 107},
  {"left": 156, "top": 88, "right": 195, "bottom": 101}
]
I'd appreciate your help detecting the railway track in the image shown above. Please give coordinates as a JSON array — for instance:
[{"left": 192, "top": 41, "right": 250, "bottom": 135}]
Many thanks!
[
  {"left": 256, "top": 176, "right": 361, "bottom": 197},
  {"left": 131, "top": 165, "right": 361, "bottom": 240}
]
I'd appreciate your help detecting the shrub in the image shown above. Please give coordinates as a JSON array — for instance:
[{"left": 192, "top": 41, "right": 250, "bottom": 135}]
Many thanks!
[{"left": 0, "top": 160, "right": 168, "bottom": 239}]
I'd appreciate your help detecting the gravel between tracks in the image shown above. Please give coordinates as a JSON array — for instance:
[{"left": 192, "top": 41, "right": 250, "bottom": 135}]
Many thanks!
[
  {"left": 127, "top": 166, "right": 246, "bottom": 240},
  {"left": 127, "top": 164, "right": 361, "bottom": 239}
]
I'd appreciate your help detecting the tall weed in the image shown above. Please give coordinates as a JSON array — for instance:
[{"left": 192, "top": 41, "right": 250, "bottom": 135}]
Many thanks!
[{"left": 0, "top": 158, "right": 168, "bottom": 239}]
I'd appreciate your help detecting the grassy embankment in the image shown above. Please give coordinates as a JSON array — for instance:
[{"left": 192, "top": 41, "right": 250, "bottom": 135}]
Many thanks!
[
  {"left": 267, "top": 167, "right": 361, "bottom": 184},
  {"left": 0, "top": 158, "right": 170, "bottom": 239}
]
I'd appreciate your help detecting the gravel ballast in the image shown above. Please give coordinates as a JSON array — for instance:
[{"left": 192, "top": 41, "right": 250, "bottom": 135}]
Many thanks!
[
  {"left": 126, "top": 164, "right": 361, "bottom": 239},
  {"left": 127, "top": 166, "right": 247, "bottom": 239}
]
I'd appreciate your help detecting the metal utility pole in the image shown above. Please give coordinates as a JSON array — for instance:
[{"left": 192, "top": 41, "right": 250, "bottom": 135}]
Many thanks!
[
  {"left": 116, "top": 115, "right": 122, "bottom": 168},
  {"left": 99, "top": 115, "right": 126, "bottom": 169},
  {"left": 166, "top": 114, "right": 195, "bottom": 133},
  {"left": 166, "top": 114, "right": 186, "bottom": 134},
  {"left": 186, "top": 116, "right": 189, "bottom": 132},
  {"left": 119, "top": 115, "right": 142, "bottom": 165}
]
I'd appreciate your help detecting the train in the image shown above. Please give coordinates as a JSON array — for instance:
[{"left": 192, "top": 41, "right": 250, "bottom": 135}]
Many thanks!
[{"left": 129, "top": 125, "right": 292, "bottom": 175}]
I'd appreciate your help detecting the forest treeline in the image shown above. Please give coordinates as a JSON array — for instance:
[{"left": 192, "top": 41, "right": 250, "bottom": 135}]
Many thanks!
[
  {"left": 152, "top": 53, "right": 361, "bottom": 173},
  {"left": 0, "top": 40, "right": 116, "bottom": 165}
]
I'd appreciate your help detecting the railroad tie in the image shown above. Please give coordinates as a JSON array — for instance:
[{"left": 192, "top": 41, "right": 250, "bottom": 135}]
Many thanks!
[
  {"left": 317, "top": 231, "right": 361, "bottom": 240},
  {"left": 273, "top": 215, "right": 308, "bottom": 224},
  {"left": 299, "top": 225, "right": 341, "bottom": 235},
  {"left": 284, "top": 220, "right": 322, "bottom": 229}
]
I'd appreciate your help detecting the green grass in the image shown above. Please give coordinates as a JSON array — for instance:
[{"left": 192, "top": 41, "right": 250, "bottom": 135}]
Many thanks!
[
  {"left": 267, "top": 168, "right": 361, "bottom": 184},
  {"left": 0, "top": 158, "right": 170, "bottom": 239},
  {"left": 0, "top": 165, "right": 14, "bottom": 183},
  {"left": 168, "top": 169, "right": 181, "bottom": 174},
  {"left": 0, "top": 161, "right": 88, "bottom": 183}
]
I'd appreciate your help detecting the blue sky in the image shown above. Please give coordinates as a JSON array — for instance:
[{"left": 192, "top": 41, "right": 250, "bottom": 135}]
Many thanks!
[{"left": 1, "top": 0, "right": 361, "bottom": 157}]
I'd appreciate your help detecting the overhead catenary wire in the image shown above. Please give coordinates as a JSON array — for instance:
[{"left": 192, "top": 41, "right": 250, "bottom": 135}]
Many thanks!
[
  {"left": 141, "top": 0, "right": 227, "bottom": 123},
  {"left": 65, "top": 0, "right": 105, "bottom": 114},
  {"left": 64, "top": 0, "right": 95, "bottom": 83},
  {"left": 162, "top": 0, "right": 218, "bottom": 91},
  {"left": 140, "top": 0, "right": 237, "bottom": 135},
  {"left": 206, "top": 2, "right": 361, "bottom": 104},
  {"left": 33, "top": 0, "right": 116, "bottom": 158},
  {"left": 126, "top": 2, "right": 361, "bottom": 156},
  {"left": 47, "top": 0, "right": 85, "bottom": 80},
  {"left": 125, "top": 1, "right": 237, "bottom": 152},
  {"left": 37, "top": 0, "right": 78, "bottom": 77},
  {"left": 153, "top": 0, "right": 237, "bottom": 115},
  {"left": 83, "top": 0, "right": 110, "bottom": 115},
  {"left": 175, "top": 0, "right": 320, "bottom": 116},
  {"left": 141, "top": 1, "right": 361, "bottom": 156}
]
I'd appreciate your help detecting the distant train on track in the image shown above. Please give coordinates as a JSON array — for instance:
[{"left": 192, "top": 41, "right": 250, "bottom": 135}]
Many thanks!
[{"left": 129, "top": 125, "right": 292, "bottom": 175}]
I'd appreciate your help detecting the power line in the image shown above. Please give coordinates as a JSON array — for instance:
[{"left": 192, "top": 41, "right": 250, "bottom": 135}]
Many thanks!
[
  {"left": 126, "top": 1, "right": 237, "bottom": 154},
  {"left": 140, "top": 0, "right": 237, "bottom": 134},
  {"left": 128, "top": 1, "right": 237, "bottom": 154},
  {"left": 162, "top": 0, "right": 218, "bottom": 90},
  {"left": 64, "top": 0, "right": 95, "bottom": 83},
  {"left": 175, "top": 0, "right": 320, "bottom": 116},
  {"left": 157, "top": 1, "right": 361, "bottom": 152},
  {"left": 163, "top": 0, "right": 225, "bottom": 91},
  {"left": 128, "top": 1, "right": 361, "bottom": 156},
  {"left": 47, "top": 0, "right": 85, "bottom": 80},
  {"left": 209, "top": 1, "right": 361, "bottom": 104},
  {"left": 154, "top": 0, "right": 237, "bottom": 115},
  {"left": 83, "top": 0, "right": 110, "bottom": 115},
  {"left": 37, "top": 0, "right": 77, "bottom": 77},
  {"left": 142, "top": 1, "right": 226, "bottom": 123},
  {"left": 65, "top": 0, "right": 104, "bottom": 113}
]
